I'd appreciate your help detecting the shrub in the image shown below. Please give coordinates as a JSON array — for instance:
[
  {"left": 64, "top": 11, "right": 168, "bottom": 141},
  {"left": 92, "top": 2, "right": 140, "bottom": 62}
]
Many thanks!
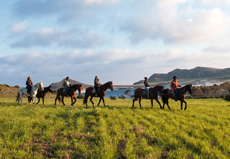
[
  {"left": 110, "top": 96, "right": 116, "bottom": 100},
  {"left": 224, "top": 94, "right": 230, "bottom": 101},
  {"left": 14, "top": 85, "right": 20, "bottom": 89},
  {"left": 77, "top": 94, "right": 85, "bottom": 99},
  {"left": 3, "top": 84, "right": 10, "bottom": 87}
]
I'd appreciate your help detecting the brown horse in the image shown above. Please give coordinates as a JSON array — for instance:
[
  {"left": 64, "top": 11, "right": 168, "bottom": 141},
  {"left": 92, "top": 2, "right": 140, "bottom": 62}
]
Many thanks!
[
  {"left": 161, "top": 84, "right": 192, "bottom": 110},
  {"left": 83, "top": 81, "right": 113, "bottom": 107},
  {"left": 55, "top": 84, "right": 82, "bottom": 106},
  {"left": 132, "top": 85, "right": 164, "bottom": 108},
  {"left": 28, "top": 85, "right": 53, "bottom": 105}
]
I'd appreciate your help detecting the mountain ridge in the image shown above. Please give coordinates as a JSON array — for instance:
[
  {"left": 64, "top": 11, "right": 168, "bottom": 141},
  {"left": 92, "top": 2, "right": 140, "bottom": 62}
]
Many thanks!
[{"left": 133, "top": 66, "right": 230, "bottom": 85}]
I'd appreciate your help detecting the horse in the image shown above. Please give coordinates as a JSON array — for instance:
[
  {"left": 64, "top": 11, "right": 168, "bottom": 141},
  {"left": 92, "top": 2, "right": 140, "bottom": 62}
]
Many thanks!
[
  {"left": 55, "top": 84, "right": 82, "bottom": 106},
  {"left": 83, "top": 81, "right": 113, "bottom": 107},
  {"left": 132, "top": 85, "right": 164, "bottom": 108},
  {"left": 34, "top": 85, "right": 53, "bottom": 105},
  {"left": 161, "top": 84, "right": 192, "bottom": 110},
  {"left": 16, "top": 82, "right": 44, "bottom": 104}
]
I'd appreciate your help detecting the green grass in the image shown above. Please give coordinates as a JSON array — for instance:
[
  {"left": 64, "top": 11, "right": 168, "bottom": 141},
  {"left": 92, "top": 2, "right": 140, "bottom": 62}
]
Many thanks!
[{"left": 0, "top": 97, "right": 230, "bottom": 158}]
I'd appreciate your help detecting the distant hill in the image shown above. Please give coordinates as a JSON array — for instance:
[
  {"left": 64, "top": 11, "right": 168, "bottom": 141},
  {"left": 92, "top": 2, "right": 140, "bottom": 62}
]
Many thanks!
[
  {"left": 50, "top": 78, "right": 92, "bottom": 91},
  {"left": 133, "top": 67, "right": 230, "bottom": 85}
]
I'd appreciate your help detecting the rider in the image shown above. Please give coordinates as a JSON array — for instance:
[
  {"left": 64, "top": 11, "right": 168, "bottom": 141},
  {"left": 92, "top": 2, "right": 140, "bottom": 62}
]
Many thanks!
[
  {"left": 94, "top": 76, "right": 101, "bottom": 96},
  {"left": 26, "top": 76, "right": 33, "bottom": 95},
  {"left": 170, "top": 76, "right": 181, "bottom": 101},
  {"left": 144, "top": 77, "right": 151, "bottom": 98},
  {"left": 62, "top": 76, "right": 71, "bottom": 96}
]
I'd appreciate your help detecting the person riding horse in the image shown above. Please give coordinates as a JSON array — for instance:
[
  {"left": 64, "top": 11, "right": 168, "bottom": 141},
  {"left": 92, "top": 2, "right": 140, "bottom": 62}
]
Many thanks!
[
  {"left": 94, "top": 76, "right": 101, "bottom": 96},
  {"left": 144, "top": 77, "right": 151, "bottom": 98},
  {"left": 62, "top": 76, "right": 71, "bottom": 96},
  {"left": 26, "top": 76, "right": 33, "bottom": 95},
  {"left": 170, "top": 76, "right": 181, "bottom": 101}
]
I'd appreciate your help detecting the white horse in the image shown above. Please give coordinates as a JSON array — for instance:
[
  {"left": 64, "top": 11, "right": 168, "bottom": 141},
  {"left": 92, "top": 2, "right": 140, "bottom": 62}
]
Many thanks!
[{"left": 16, "top": 81, "right": 44, "bottom": 104}]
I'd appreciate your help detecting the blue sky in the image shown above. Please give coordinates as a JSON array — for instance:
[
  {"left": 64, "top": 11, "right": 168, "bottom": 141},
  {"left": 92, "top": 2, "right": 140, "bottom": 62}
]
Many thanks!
[{"left": 1, "top": 0, "right": 230, "bottom": 86}]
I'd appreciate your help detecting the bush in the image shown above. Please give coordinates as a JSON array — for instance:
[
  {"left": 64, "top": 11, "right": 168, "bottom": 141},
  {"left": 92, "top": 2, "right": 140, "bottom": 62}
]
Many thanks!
[
  {"left": 77, "top": 94, "right": 85, "bottom": 99},
  {"left": 14, "top": 85, "right": 20, "bottom": 89},
  {"left": 224, "top": 94, "right": 230, "bottom": 101},
  {"left": 110, "top": 96, "right": 116, "bottom": 100},
  {"left": 3, "top": 84, "right": 10, "bottom": 87}
]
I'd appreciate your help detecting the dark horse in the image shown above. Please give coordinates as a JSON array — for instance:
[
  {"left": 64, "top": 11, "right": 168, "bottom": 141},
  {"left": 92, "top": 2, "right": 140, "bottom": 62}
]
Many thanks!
[
  {"left": 28, "top": 85, "right": 53, "bottom": 105},
  {"left": 83, "top": 81, "right": 113, "bottom": 107},
  {"left": 161, "top": 84, "right": 192, "bottom": 110},
  {"left": 55, "top": 84, "right": 82, "bottom": 106},
  {"left": 132, "top": 85, "right": 164, "bottom": 108},
  {"left": 36, "top": 85, "right": 53, "bottom": 105}
]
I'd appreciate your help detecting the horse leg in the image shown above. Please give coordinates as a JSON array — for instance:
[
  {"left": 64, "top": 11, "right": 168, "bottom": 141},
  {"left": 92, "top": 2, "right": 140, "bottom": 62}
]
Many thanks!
[
  {"left": 90, "top": 96, "right": 95, "bottom": 107},
  {"left": 139, "top": 97, "right": 142, "bottom": 108},
  {"left": 72, "top": 97, "right": 76, "bottom": 106},
  {"left": 42, "top": 97, "right": 44, "bottom": 105},
  {"left": 180, "top": 100, "right": 183, "bottom": 110},
  {"left": 97, "top": 98, "right": 102, "bottom": 106},
  {"left": 84, "top": 95, "right": 89, "bottom": 107},
  {"left": 184, "top": 101, "right": 187, "bottom": 110},
  {"left": 151, "top": 99, "right": 153, "bottom": 108},
  {"left": 132, "top": 97, "right": 137, "bottom": 107},
  {"left": 155, "top": 98, "right": 162, "bottom": 109},
  {"left": 20, "top": 95, "right": 23, "bottom": 105},
  {"left": 28, "top": 96, "right": 31, "bottom": 104},
  {"left": 71, "top": 96, "right": 73, "bottom": 106},
  {"left": 36, "top": 97, "right": 40, "bottom": 104},
  {"left": 32, "top": 96, "right": 36, "bottom": 104},
  {"left": 62, "top": 96, "right": 65, "bottom": 106},
  {"left": 102, "top": 97, "right": 105, "bottom": 107},
  {"left": 166, "top": 98, "right": 171, "bottom": 110}
]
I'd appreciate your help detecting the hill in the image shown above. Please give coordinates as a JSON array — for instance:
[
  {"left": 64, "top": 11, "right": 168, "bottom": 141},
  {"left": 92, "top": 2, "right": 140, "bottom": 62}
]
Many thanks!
[
  {"left": 50, "top": 78, "right": 92, "bottom": 91},
  {"left": 133, "top": 66, "right": 230, "bottom": 85}
]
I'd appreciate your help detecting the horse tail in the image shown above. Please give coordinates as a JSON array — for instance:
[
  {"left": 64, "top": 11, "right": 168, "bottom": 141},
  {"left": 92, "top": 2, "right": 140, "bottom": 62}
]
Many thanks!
[
  {"left": 16, "top": 91, "right": 20, "bottom": 101},
  {"left": 83, "top": 94, "right": 87, "bottom": 104}
]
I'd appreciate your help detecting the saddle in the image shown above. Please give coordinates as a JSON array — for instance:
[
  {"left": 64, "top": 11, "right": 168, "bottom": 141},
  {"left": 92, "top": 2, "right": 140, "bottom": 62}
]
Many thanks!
[{"left": 92, "top": 88, "right": 100, "bottom": 93}]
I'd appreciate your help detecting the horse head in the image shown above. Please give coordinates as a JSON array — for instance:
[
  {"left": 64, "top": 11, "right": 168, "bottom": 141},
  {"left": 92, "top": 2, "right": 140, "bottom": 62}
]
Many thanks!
[
  {"left": 78, "top": 84, "right": 82, "bottom": 94},
  {"left": 48, "top": 85, "right": 53, "bottom": 93},
  {"left": 108, "top": 81, "right": 113, "bottom": 91}
]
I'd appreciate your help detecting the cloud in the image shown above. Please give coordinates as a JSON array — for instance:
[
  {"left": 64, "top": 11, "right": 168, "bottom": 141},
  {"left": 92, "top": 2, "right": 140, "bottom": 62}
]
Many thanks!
[
  {"left": 121, "top": 5, "right": 230, "bottom": 45},
  {"left": 10, "top": 28, "right": 106, "bottom": 48},
  {"left": 1, "top": 49, "right": 230, "bottom": 86},
  {"left": 9, "top": 20, "right": 28, "bottom": 35},
  {"left": 203, "top": 43, "right": 230, "bottom": 52},
  {"left": 13, "top": 0, "right": 120, "bottom": 22},
  {"left": 158, "top": 0, "right": 192, "bottom": 8}
]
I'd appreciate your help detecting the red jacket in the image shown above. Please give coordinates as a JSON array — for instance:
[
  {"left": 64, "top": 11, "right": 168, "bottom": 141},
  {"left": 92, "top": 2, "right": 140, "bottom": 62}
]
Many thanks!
[{"left": 170, "top": 80, "right": 181, "bottom": 91}]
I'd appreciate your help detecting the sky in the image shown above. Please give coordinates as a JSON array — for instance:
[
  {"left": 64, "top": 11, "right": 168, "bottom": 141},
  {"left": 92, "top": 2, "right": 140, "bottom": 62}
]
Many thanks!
[{"left": 1, "top": 0, "right": 230, "bottom": 86}]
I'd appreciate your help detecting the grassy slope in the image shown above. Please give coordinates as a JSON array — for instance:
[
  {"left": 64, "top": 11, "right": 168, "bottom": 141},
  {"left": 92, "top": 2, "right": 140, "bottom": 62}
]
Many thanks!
[{"left": 0, "top": 97, "right": 230, "bottom": 158}]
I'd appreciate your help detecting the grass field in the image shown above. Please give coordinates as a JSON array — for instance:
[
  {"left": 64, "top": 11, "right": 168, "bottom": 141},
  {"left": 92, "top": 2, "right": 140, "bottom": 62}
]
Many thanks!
[{"left": 0, "top": 97, "right": 230, "bottom": 158}]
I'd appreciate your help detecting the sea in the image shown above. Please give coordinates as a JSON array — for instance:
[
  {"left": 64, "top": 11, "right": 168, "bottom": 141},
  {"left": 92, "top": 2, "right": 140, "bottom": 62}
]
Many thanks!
[
  {"left": 81, "top": 86, "right": 171, "bottom": 99},
  {"left": 80, "top": 81, "right": 225, "bottom": 99}
]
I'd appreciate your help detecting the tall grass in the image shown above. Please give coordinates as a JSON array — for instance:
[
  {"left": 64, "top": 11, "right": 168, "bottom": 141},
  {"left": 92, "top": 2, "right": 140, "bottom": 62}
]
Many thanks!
[{"left": 0, "top": 97, "right": 230, "bottom": 158}]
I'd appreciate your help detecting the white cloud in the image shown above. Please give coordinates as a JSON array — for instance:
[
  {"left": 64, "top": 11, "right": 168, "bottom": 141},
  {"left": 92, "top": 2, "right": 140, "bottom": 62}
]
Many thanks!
[
  {"left": 203, "top": 43, "right": 230, "bottom": 52},
  {"left": 10, "top": 28, "right": 106, "bottom": 48},
  {"left": 1, "top": 49, "right": 230, "bottom": 86},
  {"left": 10, "top": 20, "right": 28, "bottom": 35},
  {"left": 84, "top": 0, "right": 119, "bottom": 5},
  {"left": 158, "top": 0, "right": 192, "bottom": 8},
  {"left": 122, "top": 7, "right": 230, "bottom": 44}
]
